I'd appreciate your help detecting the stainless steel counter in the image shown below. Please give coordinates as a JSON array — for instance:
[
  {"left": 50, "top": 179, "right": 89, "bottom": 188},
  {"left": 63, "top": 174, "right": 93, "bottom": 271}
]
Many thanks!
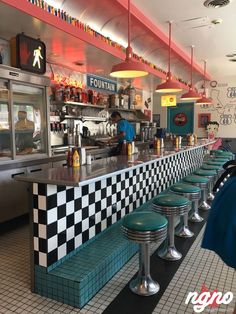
[{"left": 15, "top": 140, "right": 214, "bottom": 187}]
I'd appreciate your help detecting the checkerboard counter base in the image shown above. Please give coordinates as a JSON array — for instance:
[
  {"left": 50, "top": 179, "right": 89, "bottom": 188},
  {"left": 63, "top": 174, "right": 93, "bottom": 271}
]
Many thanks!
[{"left": 31, "top": 146, "right": 205, "bottom": 307}]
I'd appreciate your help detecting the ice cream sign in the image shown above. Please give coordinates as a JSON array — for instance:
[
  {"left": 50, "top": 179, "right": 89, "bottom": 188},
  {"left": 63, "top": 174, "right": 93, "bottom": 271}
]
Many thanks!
[{"left": 11, "top": 34, "right": 46, "bottom": 74}]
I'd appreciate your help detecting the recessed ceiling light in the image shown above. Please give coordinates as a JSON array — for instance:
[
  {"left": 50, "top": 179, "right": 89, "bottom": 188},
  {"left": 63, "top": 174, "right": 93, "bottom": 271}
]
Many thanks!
[
  {"left": 211, "top": 18, "right": 223, "bottom": 24},
  {"left": 226, "top": 53, "right": 236, "bottom": 57},
  {"left": 74, "top": 61, "right": 84, "bottom": 66}
]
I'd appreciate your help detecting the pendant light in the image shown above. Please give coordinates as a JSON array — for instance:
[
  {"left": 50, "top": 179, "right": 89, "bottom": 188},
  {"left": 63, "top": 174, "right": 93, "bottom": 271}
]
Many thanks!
[
  {"left": 181, "top": 46, "right": 201, "bottom": 101},
  {"left": 196, "top": 60, "right": 213, "bottom": 105},
  {"left": 110, "top": 0, "right": 148, "bottom": 78},
  {"left": 155, "top": 22, "right": 182, "bottom": 93}
]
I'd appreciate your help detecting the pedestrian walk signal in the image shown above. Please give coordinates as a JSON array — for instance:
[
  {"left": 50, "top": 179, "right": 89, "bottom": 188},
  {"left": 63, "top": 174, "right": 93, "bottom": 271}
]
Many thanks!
[{"left": 11, "top": 34, "right": 46, "bottom": 74}]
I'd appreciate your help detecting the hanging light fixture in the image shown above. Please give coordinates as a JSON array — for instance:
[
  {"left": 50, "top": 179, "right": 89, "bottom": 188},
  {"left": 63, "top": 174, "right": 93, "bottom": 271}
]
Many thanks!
[
  {"left": 110, "top": 0, "right": 148, "bottom": 78},
  {"left": 181, "top": 46, "right": 201, "bottom": 101},
  {"left": 196, "top": 60, "right": 213, "bottom": 105},
  {"left": 155, "top": 21, "right": 182, "bottom": 93}
]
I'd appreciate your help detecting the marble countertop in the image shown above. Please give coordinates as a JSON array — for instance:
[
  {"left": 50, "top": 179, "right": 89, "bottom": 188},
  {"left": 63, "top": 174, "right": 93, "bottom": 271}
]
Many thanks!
[{"left": 15, "top": 140, "right": 214, "bottom": 187}]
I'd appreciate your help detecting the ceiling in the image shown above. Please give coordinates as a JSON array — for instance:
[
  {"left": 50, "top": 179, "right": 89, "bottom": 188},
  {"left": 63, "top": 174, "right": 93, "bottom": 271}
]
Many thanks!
[
  {"left": 2, "top": 0, "right": 232, "bottom": 92},
  {"left": 132, "top": 0, "right": 236, "bottom": 79}
]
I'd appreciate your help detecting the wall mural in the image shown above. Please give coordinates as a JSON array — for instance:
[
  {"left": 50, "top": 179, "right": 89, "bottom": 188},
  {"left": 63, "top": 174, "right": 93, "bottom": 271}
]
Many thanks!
[{"left": 200, "top": 82, "right": 236, "bottom": 127}]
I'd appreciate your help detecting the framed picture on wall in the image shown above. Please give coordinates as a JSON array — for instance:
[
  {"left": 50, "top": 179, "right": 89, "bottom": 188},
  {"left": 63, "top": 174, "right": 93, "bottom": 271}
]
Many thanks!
[
  {"left": 198, "top": 113, "right": 211, "bottom": 128},
  {"left": 153, "top": 114, "right": 160, "bottom": 127}
]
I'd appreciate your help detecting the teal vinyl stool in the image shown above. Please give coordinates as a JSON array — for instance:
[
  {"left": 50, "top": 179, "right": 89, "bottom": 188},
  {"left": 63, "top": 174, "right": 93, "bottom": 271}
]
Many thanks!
[
  {"left": 183, "top": 175, "right": 210, "bottom": 211},
  {"left": 151, "top": 194, "right": 190, "bottom": 261},
  {"left": 210, "top": 150, "right": 234, "bottom": 158},
  {"left": 170, "top": 183, "right": 202, "bottom": 231},
  {"left": 122, "top": 211, "right": 167, "bottom": 296},
  {"left": 201, "top": 163, "right": 224, "bottom": 182},
  {"left": 194, "top": 168, "right": 217, "bottom": 201}
]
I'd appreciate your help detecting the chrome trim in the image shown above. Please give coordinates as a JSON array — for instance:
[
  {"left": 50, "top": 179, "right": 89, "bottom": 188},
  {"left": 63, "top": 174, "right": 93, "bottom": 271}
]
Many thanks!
[
  {"left": 151, "top": 203, "right": 190, "bottom": 216},
  {"left": 122, "top": 225, "right": 167, "bottom": 243},
  {"left": 169, "top": 189, "right": 201, "bottom": 201},
  {"left": 0, "top": 65, "right": 50, "bottom": 86}
]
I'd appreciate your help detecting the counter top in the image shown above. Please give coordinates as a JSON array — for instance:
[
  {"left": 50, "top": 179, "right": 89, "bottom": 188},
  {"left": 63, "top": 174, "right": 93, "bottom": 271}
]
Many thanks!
[{"left": 15, "top": 140, "right": 214, "bottom": 187}]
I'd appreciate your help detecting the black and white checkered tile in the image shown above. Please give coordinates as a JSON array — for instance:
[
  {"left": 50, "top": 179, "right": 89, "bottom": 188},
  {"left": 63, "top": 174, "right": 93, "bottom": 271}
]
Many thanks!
[{"left": 33, "top": 147, "right": 205, "bottom": 267}]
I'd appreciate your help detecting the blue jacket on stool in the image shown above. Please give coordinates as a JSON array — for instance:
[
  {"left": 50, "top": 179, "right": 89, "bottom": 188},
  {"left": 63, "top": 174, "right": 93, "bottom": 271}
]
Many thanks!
[{"left": 202, "top": 174, "right": 236, "bottom": 269}]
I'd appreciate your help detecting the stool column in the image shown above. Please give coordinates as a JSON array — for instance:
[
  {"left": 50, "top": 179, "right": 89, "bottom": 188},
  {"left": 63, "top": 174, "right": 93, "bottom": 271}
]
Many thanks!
[
  {"left": 130, "top": 243, "right": 160, "bottom": 295},
  {"left": 158, "top": 215, "right": 182, "bottom": 261},
  {"left": 207, "top": 178, "right": 215, "bottom": 201},
  {"left": 189, "top": 200, "right": 204, "bottom": 222},
  {"left": 199, "top": 186, "right": 210, "bottom": 211},
  {"left": 175, "top": 212, "right": 194, "bottom": 238}
]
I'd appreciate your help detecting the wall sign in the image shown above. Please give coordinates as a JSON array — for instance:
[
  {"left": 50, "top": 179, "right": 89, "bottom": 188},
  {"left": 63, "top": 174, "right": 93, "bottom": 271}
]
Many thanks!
[
  {"left": 198, "top": 113, "right": 211, "bottom": 128},
  {"left": 173, "top": 112, "right": 187, "bottom": 126},
  {"left": 11, "top": 34, "right": 46, "bottom": 74},
  {"left": 161, "top": 95, "right": 176, "bottom": 107},
  {"left": 87, "top": 74, "right": 117, "bottom": 93}
]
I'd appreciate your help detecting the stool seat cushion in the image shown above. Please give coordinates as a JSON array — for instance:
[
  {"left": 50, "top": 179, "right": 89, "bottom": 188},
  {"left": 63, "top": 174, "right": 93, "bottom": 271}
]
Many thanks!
[
  {"left": 122, "top": 211, "right": 167, "bottom": 231},
  {"left": 194, "top": 169, "right": 217, "bottom": 176},
  {"left": 201, "top": 164, "right": 221, "bottom": 171},
  {"left": 152, "top": 194, "right": 190, "bottom": 207},
  {"left": 183, "top": 175, "right": 209, "bottom": 184},
  {"left": 206, "top": 161, "right": 225, "bottom": 166},
  {"left": 212, "top": 157, "right": 230, "bottom": 162},
  {"left": 216, "top": 152, "right": 233, "bottom": 157},
  {"left": 170, "top": 183, "right": 201, "bottom": 193}
]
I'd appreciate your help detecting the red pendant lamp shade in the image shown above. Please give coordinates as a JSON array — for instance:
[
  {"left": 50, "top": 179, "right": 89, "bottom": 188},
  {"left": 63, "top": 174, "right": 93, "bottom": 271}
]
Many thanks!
[
  {"left": 196, "top": 60, "right": 213, "bottom": 105},
  {"left": 155, "top": 22, "right": 182, "bottom": 93},
  {"left": 110, "top": 0, "right": 148, "bottom": 78},
  {"left": 181, "top": 46, "right": 201, "bottom": 101}
]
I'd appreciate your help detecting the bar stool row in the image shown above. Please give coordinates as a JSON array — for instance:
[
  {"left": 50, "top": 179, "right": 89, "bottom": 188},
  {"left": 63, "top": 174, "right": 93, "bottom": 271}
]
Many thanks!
[{"left": 121, "top": 149, "right": 234, "bottom": 296}]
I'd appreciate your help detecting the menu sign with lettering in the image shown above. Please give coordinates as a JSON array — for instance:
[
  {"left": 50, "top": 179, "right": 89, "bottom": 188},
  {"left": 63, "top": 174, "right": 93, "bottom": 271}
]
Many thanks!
[{"left": 11, "top": 34, "right": 46, "bottom": 74}]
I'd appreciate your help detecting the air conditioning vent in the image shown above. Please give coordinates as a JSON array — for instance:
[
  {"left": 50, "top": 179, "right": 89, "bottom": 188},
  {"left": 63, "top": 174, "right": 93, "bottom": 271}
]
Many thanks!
[
  {"left": 204, "top": 0, "right": 232, "bottom": 8},
  {"left": 229, "top": 58, "right": 236, "bottom": 62}
]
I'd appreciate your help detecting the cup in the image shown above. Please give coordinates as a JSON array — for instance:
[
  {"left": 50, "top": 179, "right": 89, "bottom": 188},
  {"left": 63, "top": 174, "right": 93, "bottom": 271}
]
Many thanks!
[{"left": 86, "top": 155, "right": 92, "bottom": 165}]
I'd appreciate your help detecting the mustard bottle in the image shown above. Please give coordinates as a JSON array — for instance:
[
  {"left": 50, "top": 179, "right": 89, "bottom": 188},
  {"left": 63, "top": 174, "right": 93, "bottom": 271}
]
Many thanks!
[
  {"left": 156, "top": 138, "right": 161, "bottom": 149},
  {"left": 127, "top": 142, "right": 132, "bottom": 156},
  {"left": 73, "top": 149, "right": 80, "bottom": 167}
]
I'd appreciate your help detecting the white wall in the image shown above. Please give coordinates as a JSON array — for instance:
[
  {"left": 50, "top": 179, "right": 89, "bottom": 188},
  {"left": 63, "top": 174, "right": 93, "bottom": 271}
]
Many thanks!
[
  {"left": 152, "top": 76, "right": 236, "bottom": 138},
  {"left": 195, "top": 77, "right": 236, "bottom": 138}
]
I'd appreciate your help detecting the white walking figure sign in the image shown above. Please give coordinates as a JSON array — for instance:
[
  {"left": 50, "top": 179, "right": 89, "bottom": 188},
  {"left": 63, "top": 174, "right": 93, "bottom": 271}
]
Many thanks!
[{"left": 33, "top": 46, "right": 43, "bottom": 69}]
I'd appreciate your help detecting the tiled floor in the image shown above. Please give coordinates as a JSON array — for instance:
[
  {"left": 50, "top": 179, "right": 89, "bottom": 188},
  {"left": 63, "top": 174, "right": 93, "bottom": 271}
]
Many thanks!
[{"left": 0, "top": 225, "right": 235, "bottom": 314}]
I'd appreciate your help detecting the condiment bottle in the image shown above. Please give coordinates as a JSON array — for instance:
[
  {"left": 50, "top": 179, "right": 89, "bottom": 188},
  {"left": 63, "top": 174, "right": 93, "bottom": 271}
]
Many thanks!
[
  {"left": 66, "top": 147, "right": 73, "bottom": 167},
  {"left": 156, "top": 138, "right": 161, "bottom": 149},
  {"left": 122, "top": 140, "right": 127, "bottom": 155},
  {"left": 127, "top": 142, "right": 132, "bottom": 156},
  {"left": 73, "top": 148, "right": 80, "bottom": 167}
]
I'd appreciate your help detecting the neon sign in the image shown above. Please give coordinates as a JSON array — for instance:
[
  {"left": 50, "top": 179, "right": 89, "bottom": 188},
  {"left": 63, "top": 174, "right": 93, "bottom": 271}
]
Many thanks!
[{"left": 52, "top": 73, "right": 84, "bottom": 88}]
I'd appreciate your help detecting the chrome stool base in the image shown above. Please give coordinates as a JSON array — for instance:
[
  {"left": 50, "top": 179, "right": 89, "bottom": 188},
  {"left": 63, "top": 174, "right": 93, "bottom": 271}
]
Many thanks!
[
  {"left": 199, "top": 200, "right": 211, "bottom": 211},
  {"left": 189, "top": 212, "right": 204, "bottom": 223},
  {"left": 175, "top": 214, "right": 194, "bottom": 238},
  {"left": 175, "top": 225, "right": 194, "bottom": 238},
  {"left": 207, "top": 192, "right": 214, "bottom": 201},
  {"left": 129, "top": 275, "right": 160, "bottom": 296},
  {"left": 158, "top": 244, "right": 182, "bottom": 261}
]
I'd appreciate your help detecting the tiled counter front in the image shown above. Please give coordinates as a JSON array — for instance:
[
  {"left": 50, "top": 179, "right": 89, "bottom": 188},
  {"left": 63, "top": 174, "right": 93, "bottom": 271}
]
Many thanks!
[{"left": 33, "top": 146, "right": 205, "bottom": 268}]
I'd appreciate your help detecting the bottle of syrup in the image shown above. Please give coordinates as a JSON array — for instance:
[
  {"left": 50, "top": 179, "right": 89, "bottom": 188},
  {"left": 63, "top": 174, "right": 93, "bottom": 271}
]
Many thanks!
[{"left": 73, "top": 148, "right": 80, "bottom": 167}]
